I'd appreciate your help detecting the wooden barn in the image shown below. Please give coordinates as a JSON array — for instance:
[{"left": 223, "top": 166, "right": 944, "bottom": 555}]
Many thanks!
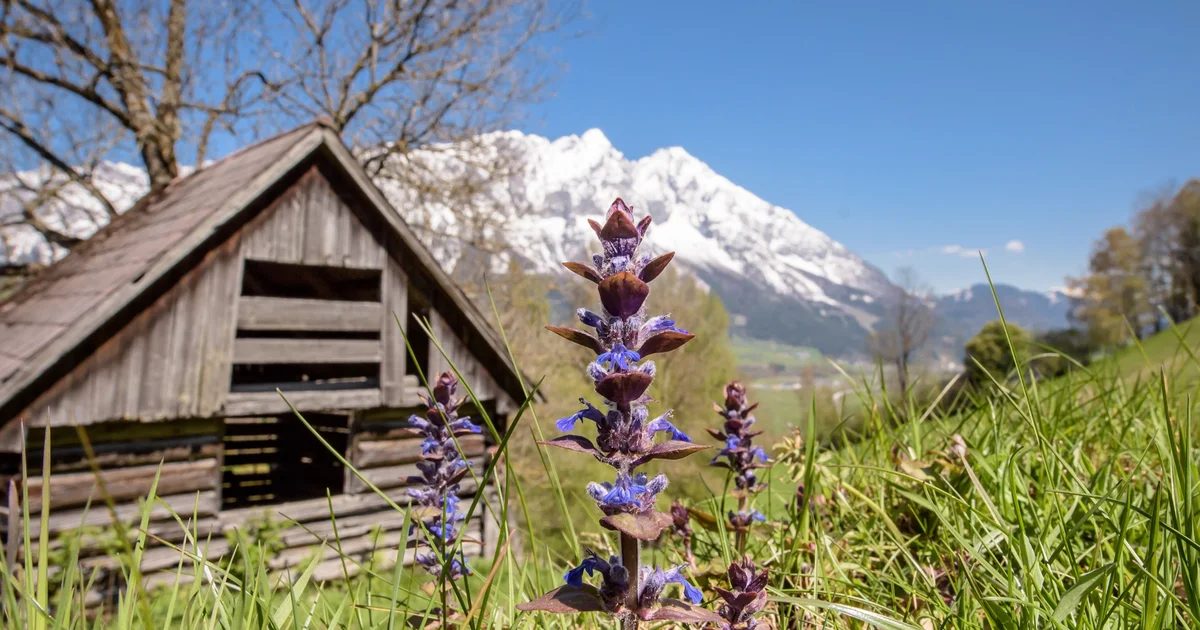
[{"left": 0, "top": 120, "right": 529, "bottom": 595}]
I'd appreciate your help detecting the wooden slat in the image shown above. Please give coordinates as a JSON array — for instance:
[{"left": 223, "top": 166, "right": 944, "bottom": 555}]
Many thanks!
[
  {"left": 43, "top": 440, "right": 221, "bottom": 474},
  {"left": 23, "top": 459, "right": 220, "bottom": 513},
  {"left": 224, "top": 389, "right": 381, "bottom": 416},
  {"left": 347, "top": 456, "right": 487, "bottom": 494},
  {"left": 380, "top": 255, "right": 408, "bottom": 405},
  {"left": 232, "top": 338, "right": 381, "bottom": 364},
  {"left": 237, "top": 297, "right": 382, "bottom": 332},
  {"left": 353, "top": 434, "right": 485, "bottom": 469},
  {"left": 271, "top": 516, "right": 483, "bottom": 577},
  {"left": 30, "top": 490, "right": 220, "bottom": 538}
]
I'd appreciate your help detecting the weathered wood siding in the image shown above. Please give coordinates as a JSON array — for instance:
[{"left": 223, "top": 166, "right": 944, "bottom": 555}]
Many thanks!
[
  {"left": 428, "top": 311, "right": 513, "bottom": 411},
  {"left": 14, "top": 237, "right": 243, "bottom": 428},
  {"left": 380, "top": 254, "right": 409, "bottom": 406},
  {"left": 240, "top": 168, "right": 385, "bottom": 269}
]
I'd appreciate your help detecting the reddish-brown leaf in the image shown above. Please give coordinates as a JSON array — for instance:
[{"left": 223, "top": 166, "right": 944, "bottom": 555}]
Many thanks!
[
  {"left": 516, "top": 585, "right": 608, "bottom": 614},
  {"left": 562, "top": 261, "right": 602, "bottom": 283},
  {"left": 595, "top": 371, "right": 653, "bottom": 404},
  {"left": 639, "top": 252, "right": 674, "bottom": 282},
  {"left": 599, "top": 509, "right": 673, "bottom": 541},
  {"left": 598, "top": 272, "right": 650, "bottom": 318},
  {"left": 637, "top": 331, "right": 694, "bottom": 357},
  {"left": 705, "top": 428, "right": 726, "bottom": 441},
  {"left": 538, "top": 435, "right": 603, "bottom": 458},
  {"left": 545, "top": 325, "right": 604, "bottom": 354},
  {"left": 636, "top": 215, "right": 653, "bottom": 236},
  {"left": 640, "top": 599, "right": 724, "bottom": 623},
  {"left": 600, "top": 208, "right": 639, "bottom": 240},
  {"left": 632, "top": 441, "right": 709, "bottom": 467},
  {"left": 588, "top": 218, "right": 604, "bottom": 237}
]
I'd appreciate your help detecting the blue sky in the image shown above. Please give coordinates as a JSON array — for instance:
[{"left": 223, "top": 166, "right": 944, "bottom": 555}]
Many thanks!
[{"left": 520, "top": 2, "right": 1200, "bottom": 293}]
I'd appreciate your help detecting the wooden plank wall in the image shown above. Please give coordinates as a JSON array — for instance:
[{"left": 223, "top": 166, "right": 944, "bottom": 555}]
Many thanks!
[
  {"left": 380, "top": 255, "right": 410, "bottom": 406},
  {"left": 240, "top": 168, "right": 384, "bottom": 269},
  {"left": 14, "top": 238, "right": 243, "bottom": 429}
]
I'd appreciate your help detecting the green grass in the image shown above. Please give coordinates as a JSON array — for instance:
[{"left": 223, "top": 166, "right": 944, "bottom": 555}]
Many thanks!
[
  {"left": 1100, "top": 318, "right": 1200, "bottom": 385},
  {"left": 4, "top": 309, "right": 1200, "bottom": 628}
]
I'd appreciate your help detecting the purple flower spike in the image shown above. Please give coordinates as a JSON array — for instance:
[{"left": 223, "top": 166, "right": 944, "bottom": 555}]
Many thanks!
[
  {"left": 531, "top": 197, "right": 715, "bottom": 621},
  {"left": 406, "top": 371, "right": 477, "bottom": 581},
  {"left": 710, "top": 381, "right": 772, "bottom": 534}
]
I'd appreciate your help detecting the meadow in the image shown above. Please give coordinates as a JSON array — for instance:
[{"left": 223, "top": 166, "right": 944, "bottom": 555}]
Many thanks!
[{"left": 2, "top": 303, "right": 1199, "bottom": 629}]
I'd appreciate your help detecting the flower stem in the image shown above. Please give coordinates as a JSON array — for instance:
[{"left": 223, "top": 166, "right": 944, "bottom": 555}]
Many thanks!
[
  {"left": 621, "top": 532, "right": 640, "bottom": 630},
  {"left": 735, "top": 495, "right": 748, "bottom": 555}
]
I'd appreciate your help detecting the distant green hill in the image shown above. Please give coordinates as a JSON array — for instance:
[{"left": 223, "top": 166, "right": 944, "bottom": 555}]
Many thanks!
[{"left": 1091, "top": 317, "right": 1200, "bottom": 385}]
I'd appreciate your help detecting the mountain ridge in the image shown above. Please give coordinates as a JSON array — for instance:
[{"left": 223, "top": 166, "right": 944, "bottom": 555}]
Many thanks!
[{"left": 2, "top": 127, "right": 1066, "bottom": 356}]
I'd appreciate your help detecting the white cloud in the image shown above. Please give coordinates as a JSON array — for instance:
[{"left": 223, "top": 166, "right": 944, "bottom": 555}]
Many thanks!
[
  {"left": 1005, "top": 240, "right": 1025, "bottom": 253},
  {"left": 939, "top": 244, "right": 986, "bottom": 258}
]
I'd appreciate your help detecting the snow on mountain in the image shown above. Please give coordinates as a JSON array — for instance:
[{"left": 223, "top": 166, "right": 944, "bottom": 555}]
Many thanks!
[{"left": 2, "top": 127, "right": 894, "bottom": 354}]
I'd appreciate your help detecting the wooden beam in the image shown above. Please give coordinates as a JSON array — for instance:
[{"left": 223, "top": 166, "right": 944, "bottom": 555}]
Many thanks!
[
  {"left": 353, "top": 434, "right": 485, "bottom": 469},
  {"left": 232, "top": 338, "right": 381, "bottom": 364},
  {"left": 22, "top": 459, "right": 220, "bottom": 513},
  {"left": 237, "top": 297, "right": 382, "bottom": 332},
  {"left": 30, "top": 490, "right": 221, "bottom": 537},
  {"left": 347, "top": 456, "right": 487, "bottom": 494},
  {"left": 224, "top": 388, "right": 381, "bottom": 416}
]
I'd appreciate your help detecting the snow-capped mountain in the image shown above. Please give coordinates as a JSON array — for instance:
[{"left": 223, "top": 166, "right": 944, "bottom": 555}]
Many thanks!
[
  {"left": 379, "top": 129, "right": 895, "bottom": 354},
  {"left": 2, "top": 128, "right": 896, "bottom": 354}
]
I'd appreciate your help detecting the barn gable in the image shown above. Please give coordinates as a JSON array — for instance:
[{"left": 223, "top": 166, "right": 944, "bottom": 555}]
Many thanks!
[
  {"left": 0, "top": 121, "right": 529, "bottom": 445},
  {"left": 0, "top": 122, "right": 526, "bottom": 589}
]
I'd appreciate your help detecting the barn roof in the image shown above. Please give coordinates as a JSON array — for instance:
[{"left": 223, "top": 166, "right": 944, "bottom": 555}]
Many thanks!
[{"left": 0, "top": 121, "right": 537, "bottom": 423}]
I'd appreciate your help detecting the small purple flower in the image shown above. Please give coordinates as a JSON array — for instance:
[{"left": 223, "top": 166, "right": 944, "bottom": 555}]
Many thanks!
[
  {"left": 597, "top": 343, "right": 641, "bottom": 370},
  {"left": 647, "top": 410, "right": 691, "bottom": 442},
  {"left": 643, "top": 314, "right": 688, "bottom": 336},
  {"left": 639, "top": 565, "right": 705, "bottom": 607},
  {"left": 555, "top": 398, "right": 605, "bottom": 431},
  {"left": 587, "top": 472, "right": 668, "bottom": 514}
]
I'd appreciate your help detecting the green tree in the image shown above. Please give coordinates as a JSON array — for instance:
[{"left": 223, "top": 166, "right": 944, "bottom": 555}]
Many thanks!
[
  {"left": 1032, "top": 328, "right": 1095, "bottom": 378},
  {"left": 963, "top": 320, "right": 1031, "bottom": 385},
  {"left": 1068, "top": 227, "right": 1151, "bottom": 346}
]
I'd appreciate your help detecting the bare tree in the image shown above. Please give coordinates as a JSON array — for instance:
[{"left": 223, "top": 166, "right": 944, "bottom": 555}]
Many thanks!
[
  {"left": 867, "top": 267, "right": 934, "bottom": 396},
  {"left": 1, "top": 0, "right": 574, "bottom": 271}
]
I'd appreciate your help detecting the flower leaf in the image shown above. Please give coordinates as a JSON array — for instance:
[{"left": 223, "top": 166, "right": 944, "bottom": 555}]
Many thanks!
[
  {"left": 639, "top": 252, "right": 675, "bottom": 282},
  {"left": 595, "top": 371, "right": 654, "bottom": 403},
  {"left": 538, "top": 435, "right": 604, "bottom": 459},
  {"left": 632, "top": 441, "right": 709, "bottom": 467},
  {"left": 562, "top": 261, "right": 602, "bottom": 284},
  {"left": 638, "top": 330, "right": 694, "bottom": 357},
  {"left": 545, "top": 325, "right": 604, "bottom": 354},
  {"left": 599, "top": 509, "right": 673, "bottom": 541},
  {"left": 516, "top": 585, "right": 608, "bottom": 614},
  {"left": 640, "top": 599, "right": 724, "bottom": 623},
  {"left": 598, "top": 272, "right": 650, "bottom": 318}
]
